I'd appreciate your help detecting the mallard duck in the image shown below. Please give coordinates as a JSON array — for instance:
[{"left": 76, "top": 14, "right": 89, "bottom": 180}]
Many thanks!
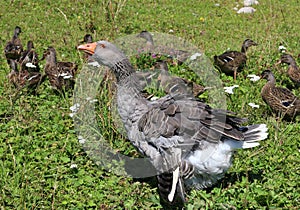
[
  {"left": 155, "top": 60, "right": 207, "bottom": 97},
  {"left": 7, "top": 59, "right": 46, "bottom": 91},
  {"left": 4, "top": 26, "right": 23, "bottom": 64},
  {"left": 276, "top": 54, "right": 300, "bottom": 87},
  {"left": 78, "top": 40, "right": 268, "bottom": 205},
  {"left": 19, "top": 41, "right": 40, "bottom": 72},
  {"left": 42, "top": 47, "right": 78, "bottom": 92},
  {"left": 136, "top": 30, "right": 190, "bottom": 64},
  {"left": 214, "top": 39, "right": 257, "bottom": 80},
  {"left": 261, "top": 69, "right": 300, "bottom": 118}
]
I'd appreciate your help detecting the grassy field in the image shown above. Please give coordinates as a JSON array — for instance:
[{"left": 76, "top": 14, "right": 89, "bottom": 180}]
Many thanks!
[{"left": 0, "top": 0, "right": 299, "bottom": 209}]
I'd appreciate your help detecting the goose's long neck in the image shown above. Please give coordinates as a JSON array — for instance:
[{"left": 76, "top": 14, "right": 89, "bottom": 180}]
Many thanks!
[{"left": 112, "top": 59, "right": 149, "bottom": 127}]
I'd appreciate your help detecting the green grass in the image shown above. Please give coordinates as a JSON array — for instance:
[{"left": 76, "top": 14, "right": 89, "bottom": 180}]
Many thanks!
[{"left": 1, "top": 0, "right": 300, "bottom": 209}]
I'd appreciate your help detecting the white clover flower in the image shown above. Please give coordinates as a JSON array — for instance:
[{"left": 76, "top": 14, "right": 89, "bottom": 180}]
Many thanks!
[
  {"left": 248, "top": 102, "right": 260, "bottom": 108},
  {"left": 25, "top": 62, "right": 36, "bottom": 68},
  {"left": 190, "top": 52, "right": 202, "bottom": 61},
  {"left": 89, "top": 99, "right": 98, "bottom": 103},
  {"left": 70, "top": 103, "right": 80, "bottom": 112},
  {"left": 215, "top": 3, "right": 220, "bottom": 7},
  {"left": 88, "top": 61, "right": 100, "bottom": 67},
  {"left": 244, "top": 0, "right": 259, "bottom": 6},
  {"left": 86, "top": 97, "right": 98, "bottom": 103},
  {"left": 247, "top": 74, "right": 260, "bottom": 82},
  {"left": 278, "top": 45, "right": 287, "bottom": 53},
  {"left": 169, "top": 29, "right": 174, "bottom": 33},
  {"left": 78, "top": 135, "right": 86, "bottom": 144},
  {"left": 70, "top": 164, "right": 78, "bottom": 169},
  {"left": 69, "top": 113, "right": 75, "bottom": 118},
  {"left": 237, "top": 7, "right": 256, "bottom": 14},
  {"left": 224, "top": 85, "right": 239, "bottom": 94}
]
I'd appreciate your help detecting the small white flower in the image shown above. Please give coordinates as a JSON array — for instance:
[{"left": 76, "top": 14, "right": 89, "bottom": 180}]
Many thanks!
[
  {"left": 69, "top": 113, "right": 75, "bottom": 118},
  {"left": 25, "top": 62, "right": 36, "bottom": 68},
  {"left": 86, "top": 97, "right": 98, "bottom": 103},
  {"left": 70, "top": 164, "right": 78, "bottom": 169},
  {"left": 278, "top": 45, "right": 287, "bottom": 53},
  {"left": 247, "top": 74, "right": 260, "bottom": 82},
  {"left": 88, "top": 61, "right": 100, "bottom": 67},
  {"left": 248, "top": 102, "right": 260, "bottom": 108},
  {"left": 237, "top": 7, "right": 256, "bottom": 14},
  {"left": 90, "top": 99, "right": 98, "bottom": 103},
  {"left": 70, "top": 103, "right": 80, "bottom": 112},
  {"left": 244, "top": 0, "right": 259, "bottom": 6},
  {"left": 215, "top": 3, "right": 220, "bottom": 7},
  {"left": 78, "top": 135, "right": 86, "bottom": 144},
  {"left": 169, "top": 29, "right": 174, "bottom": 33},
  {"left": 233, "top": 7, "right": 239, "bottom": 11},
  {"left": 190, "top": 52, "right": 202, "bottom": 61},
  {"left": 224, "top": 85, "right": 239, "bottom": 94}
]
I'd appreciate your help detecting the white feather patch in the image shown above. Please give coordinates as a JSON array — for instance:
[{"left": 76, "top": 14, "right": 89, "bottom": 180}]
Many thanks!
[{"left": 168, "top": 167, "right": 180, "bottom": 202}]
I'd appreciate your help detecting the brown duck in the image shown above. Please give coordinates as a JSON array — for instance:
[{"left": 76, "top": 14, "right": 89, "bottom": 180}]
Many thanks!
[
  {"left": 261, "top": 69, "right": 300, "bottom": 118},
  {"left": 277, "top": 54, "right": 300, "bottom": 87},
  {"left": 155, "top": 61, "right": 207, "bottom": 97},
  {"left": 42, "top": 47, "right": 78, "bottom": 92},
  {"left": 19, "top": 40, "right": 40, "bottom": 72},
  {"left": 4, "top": 26, "right": 23, "bottom": 64},
  {"left": 7, "top": 59, "right": 46, "bottom": 91},
  {"left": 136, "top": 30, "right": 190, "bottom": 64},
  {"left": 214, "top": 39, "right": 257, "bottom": 80}
]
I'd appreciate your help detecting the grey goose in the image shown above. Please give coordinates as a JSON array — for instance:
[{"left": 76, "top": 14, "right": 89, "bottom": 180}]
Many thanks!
[{"left": 78, "top": 40, "right": 268, "bottom": 204}]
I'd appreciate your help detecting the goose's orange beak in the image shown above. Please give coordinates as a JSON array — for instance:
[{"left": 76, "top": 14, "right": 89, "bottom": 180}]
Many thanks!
[{"left": 77, "top": 42, "right": 97, "bottom": 55}]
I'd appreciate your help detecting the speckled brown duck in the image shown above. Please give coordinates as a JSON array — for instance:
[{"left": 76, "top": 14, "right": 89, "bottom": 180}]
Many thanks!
[
  {"left": 214, "top": 39, "right": 257, "bottom": 80},
  {"left": 19, "top": 40, "right": 40, "bottom": 73},
  {"left": 42, "top": 46, "right": 78, "bottom": 92},
  {"left": 7, "top": 59, "right": 46, "bottom": 91},
  {"left": 155, "top": 60, "right": 207, "bottom": 97},
  {"left": 136, "top": 30, "right": 190, "bottom": 64},
  {"left": 4, "top": 26, "right": 23, "bottom": 64},
  {"left": 261, "top": 69, "right": 300, "bottom": 118},
  {"left": 277, "top": 54, "right": 300, "bottom": 87}
]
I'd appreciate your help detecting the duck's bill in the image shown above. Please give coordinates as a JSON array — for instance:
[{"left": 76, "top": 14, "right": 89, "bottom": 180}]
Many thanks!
[{"left": 77, "top": 42, "right": 97, "bottom": 55}]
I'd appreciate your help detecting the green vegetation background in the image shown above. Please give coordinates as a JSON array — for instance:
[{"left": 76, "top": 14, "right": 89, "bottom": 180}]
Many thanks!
[{"left": 0, "top": 1, "right": 299, "bottom": 209}]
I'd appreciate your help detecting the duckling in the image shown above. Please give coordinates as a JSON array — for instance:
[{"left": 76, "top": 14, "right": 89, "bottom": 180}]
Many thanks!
[
  {"left": 155, "top": 61, "right": 207, "bottom": 97},
  {"left": 214, "top": 39, "right": 257, "bottom": 80},
  {"left": 19, "top": 41, "right": 40, "bottom": 72},
  {"left": 4, "top": 26, "right": 23, "bottom": 64},
  {"left": 136, "top": 30, "right": 189, "bottom": 64},
  {"left": 7, "top": 59, "right": 46, "bottom": 91},
  {"left": 260, "top": 69, "right": 300, "bottom": 118},
  {"left": 42, "top": 47, "right": 78, "bottom": 92},
  {"left": 277, "top": 54, "right": 300, "bottom": 87}
]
